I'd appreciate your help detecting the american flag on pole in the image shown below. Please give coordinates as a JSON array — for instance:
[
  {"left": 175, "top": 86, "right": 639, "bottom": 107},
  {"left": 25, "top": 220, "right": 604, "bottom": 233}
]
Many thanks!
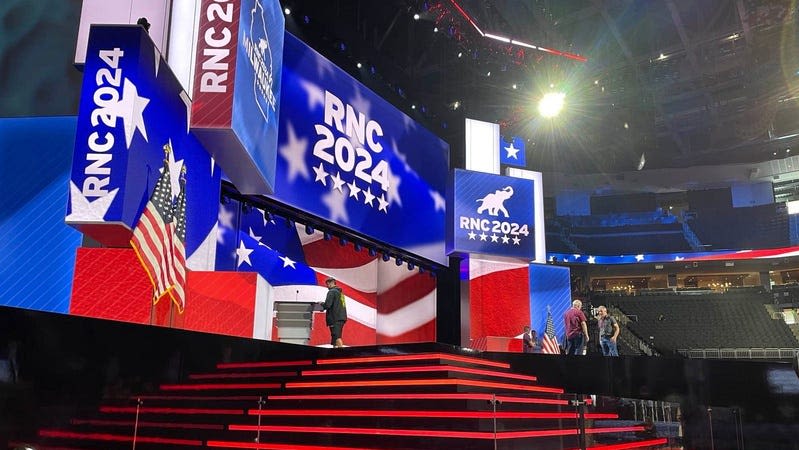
[
  {"left": 541, "top": 306, "right": 561, "bottom": 354},
  {"left": 131, "top": 144, "right": 180, "bottom": 306},
  {"left": 170, "top": 167, "right": 187, "bottom": 312}
]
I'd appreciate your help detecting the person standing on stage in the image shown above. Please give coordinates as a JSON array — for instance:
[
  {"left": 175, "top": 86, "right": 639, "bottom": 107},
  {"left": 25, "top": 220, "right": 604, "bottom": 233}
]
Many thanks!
[
  {"left": 522, "top": 325, "right": 536, "bottom": 353},
  {"left": 563, "top": 299, "right": 589, "bottom": 355},
  {"left": 597, "top": 305, "right": 620, "bottom": 356},
  {"left": 320, "top": 277, "right": 347, "bottom": 347}
]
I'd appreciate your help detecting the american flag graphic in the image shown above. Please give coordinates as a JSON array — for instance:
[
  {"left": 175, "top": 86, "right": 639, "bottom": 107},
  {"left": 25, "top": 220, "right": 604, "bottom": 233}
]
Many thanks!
[
  {"left": 131, "top": 145, "right": 180, "bottom": 306},
  {"left": 170, "top": 168, "right": 188, "bottom": 311},
  {"left": 542, "top": 306, "right": 561, "bottom": 354},
  {"left": 216, "top": 205, "right": 437, "bottom": 345}
]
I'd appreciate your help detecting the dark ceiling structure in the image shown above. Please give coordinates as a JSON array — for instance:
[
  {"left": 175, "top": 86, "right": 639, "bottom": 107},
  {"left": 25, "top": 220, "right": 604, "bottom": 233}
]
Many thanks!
[{"left": 283, "top": 0, "right": 799, "bottom": 174}]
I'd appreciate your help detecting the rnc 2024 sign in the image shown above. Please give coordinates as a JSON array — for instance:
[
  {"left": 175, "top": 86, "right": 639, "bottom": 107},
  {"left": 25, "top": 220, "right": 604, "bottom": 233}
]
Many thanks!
[{"left": 448, "top": 169, "right": 535, "bottom": 260}]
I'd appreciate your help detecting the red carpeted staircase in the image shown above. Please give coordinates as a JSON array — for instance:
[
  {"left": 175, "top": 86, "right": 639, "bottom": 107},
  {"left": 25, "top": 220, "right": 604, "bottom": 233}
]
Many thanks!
[{"left": 15, "top": 352, "right": 669, "bottom": 450}]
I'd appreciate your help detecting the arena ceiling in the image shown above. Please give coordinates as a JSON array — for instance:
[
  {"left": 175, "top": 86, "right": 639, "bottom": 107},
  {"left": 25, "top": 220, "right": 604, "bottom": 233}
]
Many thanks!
[{"left": 284, "top": 0, "right": 799, "bottom": 174}]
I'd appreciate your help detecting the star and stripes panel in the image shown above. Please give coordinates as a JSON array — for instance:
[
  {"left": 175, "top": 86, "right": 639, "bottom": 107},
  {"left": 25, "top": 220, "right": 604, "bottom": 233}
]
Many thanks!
[{"left": 217, "top": 202, "right": 436, "bottom": 345}]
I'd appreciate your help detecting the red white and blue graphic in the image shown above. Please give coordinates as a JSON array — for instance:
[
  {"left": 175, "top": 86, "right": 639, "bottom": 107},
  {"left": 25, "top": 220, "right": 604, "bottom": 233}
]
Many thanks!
[
  {"left": 547, "top": 245, "right": 799, "bottom": 265},
  {"left": 214, "top": 202, "right": 437, "bottom": 344},
  {"left": 191, "top": 0, "right": 284, "bottom": 195},
  {"left": 500, "top": 136, "right": 525, "bottom": 167},
  {"left": 273, "top": 33, "right": 449, "bottom": 265},
  {"left": 448, "top": 169, "right": 535, "bottom": 259},
  {"left": 68, "top": 25, "right": 221, "bottom": 265}
]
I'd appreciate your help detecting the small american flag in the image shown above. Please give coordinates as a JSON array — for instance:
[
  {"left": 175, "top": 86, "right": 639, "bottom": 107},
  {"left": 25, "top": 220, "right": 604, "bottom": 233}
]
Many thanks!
[
  {"left": 131, "top": 144, "right": 179, "bottom": 305},
  {"left": 541, "top": 306, "right": 561, "bottom": 354}
]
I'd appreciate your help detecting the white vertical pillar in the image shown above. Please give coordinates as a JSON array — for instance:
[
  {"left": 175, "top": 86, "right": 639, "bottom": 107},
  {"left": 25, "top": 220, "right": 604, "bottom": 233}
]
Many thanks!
[
  {"left": 464, "top": 118, "right": 500, "bottom": 174},
  {"left": 167, "top": 0, "right": 202, "bottom": 94},
  {"left": 506, "top": 167, "right": 547, "bottom": 263}
]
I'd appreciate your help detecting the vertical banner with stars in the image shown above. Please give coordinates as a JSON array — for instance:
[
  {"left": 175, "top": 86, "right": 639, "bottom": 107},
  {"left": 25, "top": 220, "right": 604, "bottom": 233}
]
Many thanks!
[
  {"left": 272, "top": 33, "right": 450, "bottom": 265},
  {"left": 67, "top": 25, "right": 221, "bottom": 266},
  {"left": 500, "top": 136, "right": 526, "bottom": 167},
  {"left": 447, "top": 169, "right": 535, "bottom": 260}
]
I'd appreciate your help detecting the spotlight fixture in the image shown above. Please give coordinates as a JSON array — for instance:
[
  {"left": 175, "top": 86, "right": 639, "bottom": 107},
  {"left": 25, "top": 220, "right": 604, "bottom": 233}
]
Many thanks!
[
  {"left": 419, "top": 266, "right": 425, "bottom": 274},
  {"left": 457, "top": 52, "right": 463, "bottom": 58},
  {"left": 411, "top": 104, "right": 416, "bottom": 109},
  {"left": 395, "top": 256, "right": 404, "bottom": 266},
  {"left": 433, "top": 27, "right": 438, "bottom": 32},
  {"left": 382, "top": 252, "right": 391, "bottom": 262},
  {"left": 512, "top": 83, "right": 517, "bottom": 89},
  {"left": 323, "top": 232, "right": 332, "bottom": 241},
  {"left": 407, "top": 262, "right": 415, "bottom": 270},
  {"left": 284, "top": 7, "right": 291, "bottom": 15},
  {"left": 368, "top": 247, "right": 377, "bottom": 257},
  {"left": 413, "top": 13, "right": 420, "bottom": 20},
  {"left": 354, "top": 242, "right": 363, "bottom": 252},
  {"left": 486, "top": 71, "right": 491, "bottom": 77},
  {"left": 356, "top": 62, "right": 362, "bottom": 68},
  {"left": 284, "top": 218, "right": 294, "bottom": 228},
  {"left": 305, "top": 224, "right": 314, "bottom": 235},
  {"left": 339, "top": 237, "right": 348, "bottom": 246}
]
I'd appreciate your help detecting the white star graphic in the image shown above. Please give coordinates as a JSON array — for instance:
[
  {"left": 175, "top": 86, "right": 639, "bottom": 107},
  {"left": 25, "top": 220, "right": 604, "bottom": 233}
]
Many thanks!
[
  {"left": 109, "top": 78, "right": 150, "bottom": 149},
  {"left": 162, "top": 139, "right": 185, "bottom": 200},
  {"left": 330, "top": 171, "right": 345, "bottom": 193},
  {"left": 322, "top": 187, "right": 349, "bottom": 224},
  {"left": 479, "top": 233, "right": 488, "bottom": 241},
  {"left": 315, "top": 54, "right": 336, "bottom": 79},
  {"left": 504, "top": 142, "right": 520, "bottom": 159},
  {"left": 468, "top": 231, "right": 477, "bottom": 240},
  {"left": 299, "top": 79, "right": 326, "bottom": 110},
  {"left": 249, "top": 227, "right": 263, "bottom": 245},
  {"left": 180, "top": 91, "right": 191, "bottom": 134},
  {"left": 490, "top": 234, "right": 499, "bottom": 243},
  {"left": 363, "top": 187, "right": 376, "bottom": 207},
  {"left": 386, "top": 168, "right": 402, "bottom": 207},
  {"left": 347, "top": 180, "right": 361, "bottom": 200},
  {"left": 218, "top": 205, "right": 235, "bottom": 229},
  {"left": 502, "top": 235, "right": 510, "bottom": 244},
  {"left": 313, "top": 163, "right": 329, "bottom": 186},
  {"left": 279, "top": 255, "right": 297, "bottom": 269},
  {"left": 279, "top": 122, "right": 310, "bottom": 182},
  {"left": 153, "top": 46, "right": 161, "bottom": 77},
  {"left": 429, "top": 189, "right": 446, "bottom": 212},
  {"left": 377, "top": 193, "right": 389, "bottom": 213},
  {"left": 512, "top": 236, "right": 521, "bottom": 245},
  {"left": 236, "top": 241, "right": 254, "bottom": 267},
  {"left": 587, "top": 256, "right": 596, "bottom": 264},
  {"left": 392, "top": 138, "right": 415, "bottom": 175},
  {"left": 349, "top": 85, "right": 371, "bottom": 119},
  {"left": 402, "top": 112, "right": 416, "bottom": 132},
  {"left": 261, "top": 209, "right": 275, "bottom": 226},
  {"left": 635, "top": 254, "right": 645, "bottom": 262},
  {"left": 65, "top": 181, "right": 118, "bottom": 222}
]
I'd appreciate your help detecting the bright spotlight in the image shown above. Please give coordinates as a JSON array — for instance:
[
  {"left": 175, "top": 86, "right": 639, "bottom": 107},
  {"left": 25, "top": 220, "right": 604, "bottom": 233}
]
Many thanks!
[
  {"left": 356, "top": 62, "right": 362, "bottom": 68},
  {"left": 413, "top": 13, "right": 420, "bottom": 20},
  {"left": 538, "top": 92, "right": 565, "bottom": 118},
  {"left": 284, "top": 7, "right": 291, "bottom": 15}
]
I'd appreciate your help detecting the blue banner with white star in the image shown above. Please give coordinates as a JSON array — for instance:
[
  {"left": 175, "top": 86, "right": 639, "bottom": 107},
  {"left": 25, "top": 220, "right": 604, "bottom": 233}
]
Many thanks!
[
  {"left": 500, "top": 136, "right": 526, "bottom": 167},
  {"left": 68, "top": 25, "right": 221, "bottom": 265},
  {"left": 448, "top": 169, "right": 535, "bottom": 259},
  {"left": 272, "top": 33, "right": 450, "bottom": 265}
]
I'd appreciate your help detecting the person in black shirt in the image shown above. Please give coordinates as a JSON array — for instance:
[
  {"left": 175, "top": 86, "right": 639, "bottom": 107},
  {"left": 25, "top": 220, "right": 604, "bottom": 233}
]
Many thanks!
[
  {"left": 320, "top": 277, "right": 347, "bottom": 347},
  {"left": 597, "top": 305, "right": 620, "bottom": 356}
]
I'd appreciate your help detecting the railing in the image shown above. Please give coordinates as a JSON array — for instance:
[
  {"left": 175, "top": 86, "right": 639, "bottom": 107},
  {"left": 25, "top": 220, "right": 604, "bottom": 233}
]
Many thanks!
[
  {"left": 677, "top": 347, "right": 799, "bottom": 359},
  {"left": 680, "top": 220, "right": 704, "bottom": 251},
  {"left": 609, "top": 306, "right": 659, "bottom": 356}
]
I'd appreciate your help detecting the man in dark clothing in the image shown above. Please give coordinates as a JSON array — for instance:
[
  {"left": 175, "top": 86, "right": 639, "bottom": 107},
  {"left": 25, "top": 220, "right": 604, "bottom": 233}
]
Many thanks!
[
  {"left": 597, "top": 305, "right": 620, "bottom": 356},
  {"left": 563, "top": 299, "right": 589, "bottom": 355},
  {"left": 321, "top": 277, "right": 347, "bottom": 347},
  {"left": 522, "top": 326, "right": 536, "bottom": 353}
]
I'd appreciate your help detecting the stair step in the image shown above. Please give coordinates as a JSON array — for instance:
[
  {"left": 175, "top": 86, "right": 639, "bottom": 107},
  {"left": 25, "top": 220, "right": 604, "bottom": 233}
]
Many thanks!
[
  {"left": 284, "top": 377, "right": 563, "bottom": 393},
  {"left": 314, "top": 353, "right": 510, "bottom": 370}
]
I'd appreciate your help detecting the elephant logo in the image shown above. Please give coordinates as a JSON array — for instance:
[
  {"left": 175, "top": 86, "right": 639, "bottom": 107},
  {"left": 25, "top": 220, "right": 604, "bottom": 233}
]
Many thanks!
[{"left": 476, "top": 186, "right": 514, "bottom": 217}]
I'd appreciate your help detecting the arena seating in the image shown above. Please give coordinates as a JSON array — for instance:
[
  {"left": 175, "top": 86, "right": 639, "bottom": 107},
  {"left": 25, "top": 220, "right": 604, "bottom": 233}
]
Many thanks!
[
  {"left": 596, "top": 289, "right": 799, "bottom": 354},
  {"left": 687, "top": 204, "right": 790, "bottom": 250},
  {"left": 568, "top": 223, "right": 692, "bottom": 254}
]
